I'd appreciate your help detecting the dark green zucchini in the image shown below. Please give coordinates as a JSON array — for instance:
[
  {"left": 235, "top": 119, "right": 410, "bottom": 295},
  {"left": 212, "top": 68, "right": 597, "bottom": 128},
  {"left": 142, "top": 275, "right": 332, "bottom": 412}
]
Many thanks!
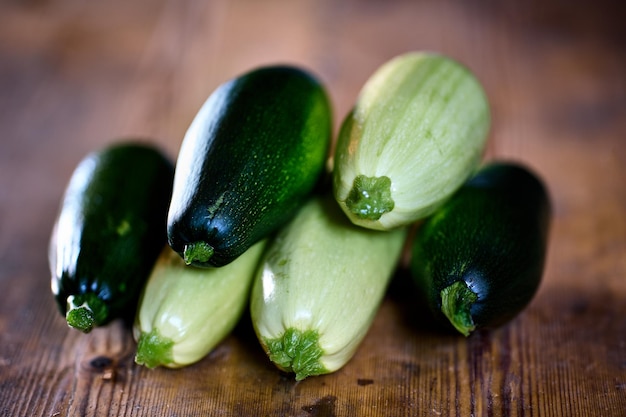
[
  {"left": 410, "top": 162, "right": 551, "bottom": 336},
  {"left": 49, "top": 142, "right": 174, "bottom": 333},
  {"left": 167, "top": 65, "right": 332, "bottom": 267}
]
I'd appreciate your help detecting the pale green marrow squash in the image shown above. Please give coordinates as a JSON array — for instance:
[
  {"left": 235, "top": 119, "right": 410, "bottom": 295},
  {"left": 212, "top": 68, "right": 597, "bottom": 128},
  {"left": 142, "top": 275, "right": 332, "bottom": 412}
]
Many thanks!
[
  {"left": 333, "top": 52, "right": 491, "bottom": 230},
  {"left": 133, "top": 242, "right": 265, "bottom": 368},
  {"left": 250, "top": 196, "right": 406, "bottom": 380}
]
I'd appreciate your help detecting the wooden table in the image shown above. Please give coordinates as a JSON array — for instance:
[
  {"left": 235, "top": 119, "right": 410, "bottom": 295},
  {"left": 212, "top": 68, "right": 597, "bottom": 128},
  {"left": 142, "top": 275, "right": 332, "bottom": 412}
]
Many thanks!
[{"left": 1, "top": 0, "right": 625, "bottom": 415}]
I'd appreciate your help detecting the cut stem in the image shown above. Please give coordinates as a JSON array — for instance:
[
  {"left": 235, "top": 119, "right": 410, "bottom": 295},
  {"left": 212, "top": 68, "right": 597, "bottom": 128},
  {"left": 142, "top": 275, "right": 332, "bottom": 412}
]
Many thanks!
[
  {"left": 65, "top": 294, "right": 108, "bottom": 333},
  {"left": 135, "top": 328, "right": 175, "bottom": 369},
  {"left": 183, "top": 242, "right": 214, "bottom": 265},
  {"left": 345, "top": 175, "right": 394, "bottom": 220},
  {"left": 264, "top": 328, "right": 328, "bottom": 381},
  {"left": 440, "top": 281, "right": 478, "bottom": 337}
]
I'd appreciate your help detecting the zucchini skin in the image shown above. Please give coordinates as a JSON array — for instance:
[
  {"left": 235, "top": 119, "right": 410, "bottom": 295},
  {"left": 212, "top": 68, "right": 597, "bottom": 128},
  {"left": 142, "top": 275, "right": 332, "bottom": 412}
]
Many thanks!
[
  {"left": 333, "top": 52, "right": 490, "bottom": 230},
  {"left": 250, "top": 195, "right": 407, "bottom": 380},
  {"left": 133, "top": 242, "right": 265, "bottom": 369},
  {"left": 410, "top": 162, "right": 551, "bottom": 336},
  {"left": 167, "top": 65, "right": 332, "bottom": 267},
  {"left": 49, "top": 142, "right": 174, "bottom": 332}
]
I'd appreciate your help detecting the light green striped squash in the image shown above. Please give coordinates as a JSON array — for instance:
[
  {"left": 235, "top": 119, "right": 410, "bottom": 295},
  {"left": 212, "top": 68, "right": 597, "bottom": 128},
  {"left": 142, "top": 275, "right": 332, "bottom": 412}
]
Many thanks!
[{"left": 333, "top": 52, "right": 491, "bottom": 230}]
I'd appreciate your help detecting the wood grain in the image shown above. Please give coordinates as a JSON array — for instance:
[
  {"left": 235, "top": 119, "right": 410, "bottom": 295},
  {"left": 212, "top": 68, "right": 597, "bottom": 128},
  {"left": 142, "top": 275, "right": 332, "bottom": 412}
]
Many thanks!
[{"left": 1, "top": 0, "right": 625, "bottom": 416}]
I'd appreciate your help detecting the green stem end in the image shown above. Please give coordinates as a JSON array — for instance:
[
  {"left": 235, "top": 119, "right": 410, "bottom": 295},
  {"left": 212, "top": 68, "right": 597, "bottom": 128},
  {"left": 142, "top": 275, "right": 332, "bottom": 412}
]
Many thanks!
[
  {"left": 440, "top": 281, "right": 478, "bottom": 337},
  {"left": 65, "top": 294, "right": 108, "bottom": 333},
  {"left": 135, "top": 328, "right": 175, "bottom": 369},
  {"left": 264, "top": 328, "right": 328, "bottom": 381},
  {"left": 345, "top": 175, "right": 394, "bottom": 221},
  {"left": 183, "top": 242, "right": 214, "bottom": 265}
]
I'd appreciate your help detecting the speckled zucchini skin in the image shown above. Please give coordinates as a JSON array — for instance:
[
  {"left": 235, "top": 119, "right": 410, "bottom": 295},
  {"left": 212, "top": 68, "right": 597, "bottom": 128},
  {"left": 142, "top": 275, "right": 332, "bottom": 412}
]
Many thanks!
[
  {"left": 167, "top": 65, "right": 332, "bottom": 267},
  {"left": 49, "top": 142, "right": 174, "bottom": 331},
  {"left": 410, "top": 162, "right": 551, "bottom": 335}
]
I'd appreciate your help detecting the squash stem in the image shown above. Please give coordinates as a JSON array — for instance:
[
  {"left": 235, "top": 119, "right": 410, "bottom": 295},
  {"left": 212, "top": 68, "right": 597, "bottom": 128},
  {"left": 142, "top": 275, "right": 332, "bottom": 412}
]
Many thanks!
[
  {"left": 65, "top": 294, "right": 108, "bottom": 333},
  {"left": 135, "top": 328, "right": 175, "bottom": 369},
  {"left": 345, "top": 175, "right": 395, "bottom": 220},
  {"left": 264, "top": 328, "right": 328, "bottom": 381},
  {"left": 440, "top": 281, "right": 478, "bottom": 337},
  {"left": 183, "top": 242, "right": 214, "bottom": 265}
]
